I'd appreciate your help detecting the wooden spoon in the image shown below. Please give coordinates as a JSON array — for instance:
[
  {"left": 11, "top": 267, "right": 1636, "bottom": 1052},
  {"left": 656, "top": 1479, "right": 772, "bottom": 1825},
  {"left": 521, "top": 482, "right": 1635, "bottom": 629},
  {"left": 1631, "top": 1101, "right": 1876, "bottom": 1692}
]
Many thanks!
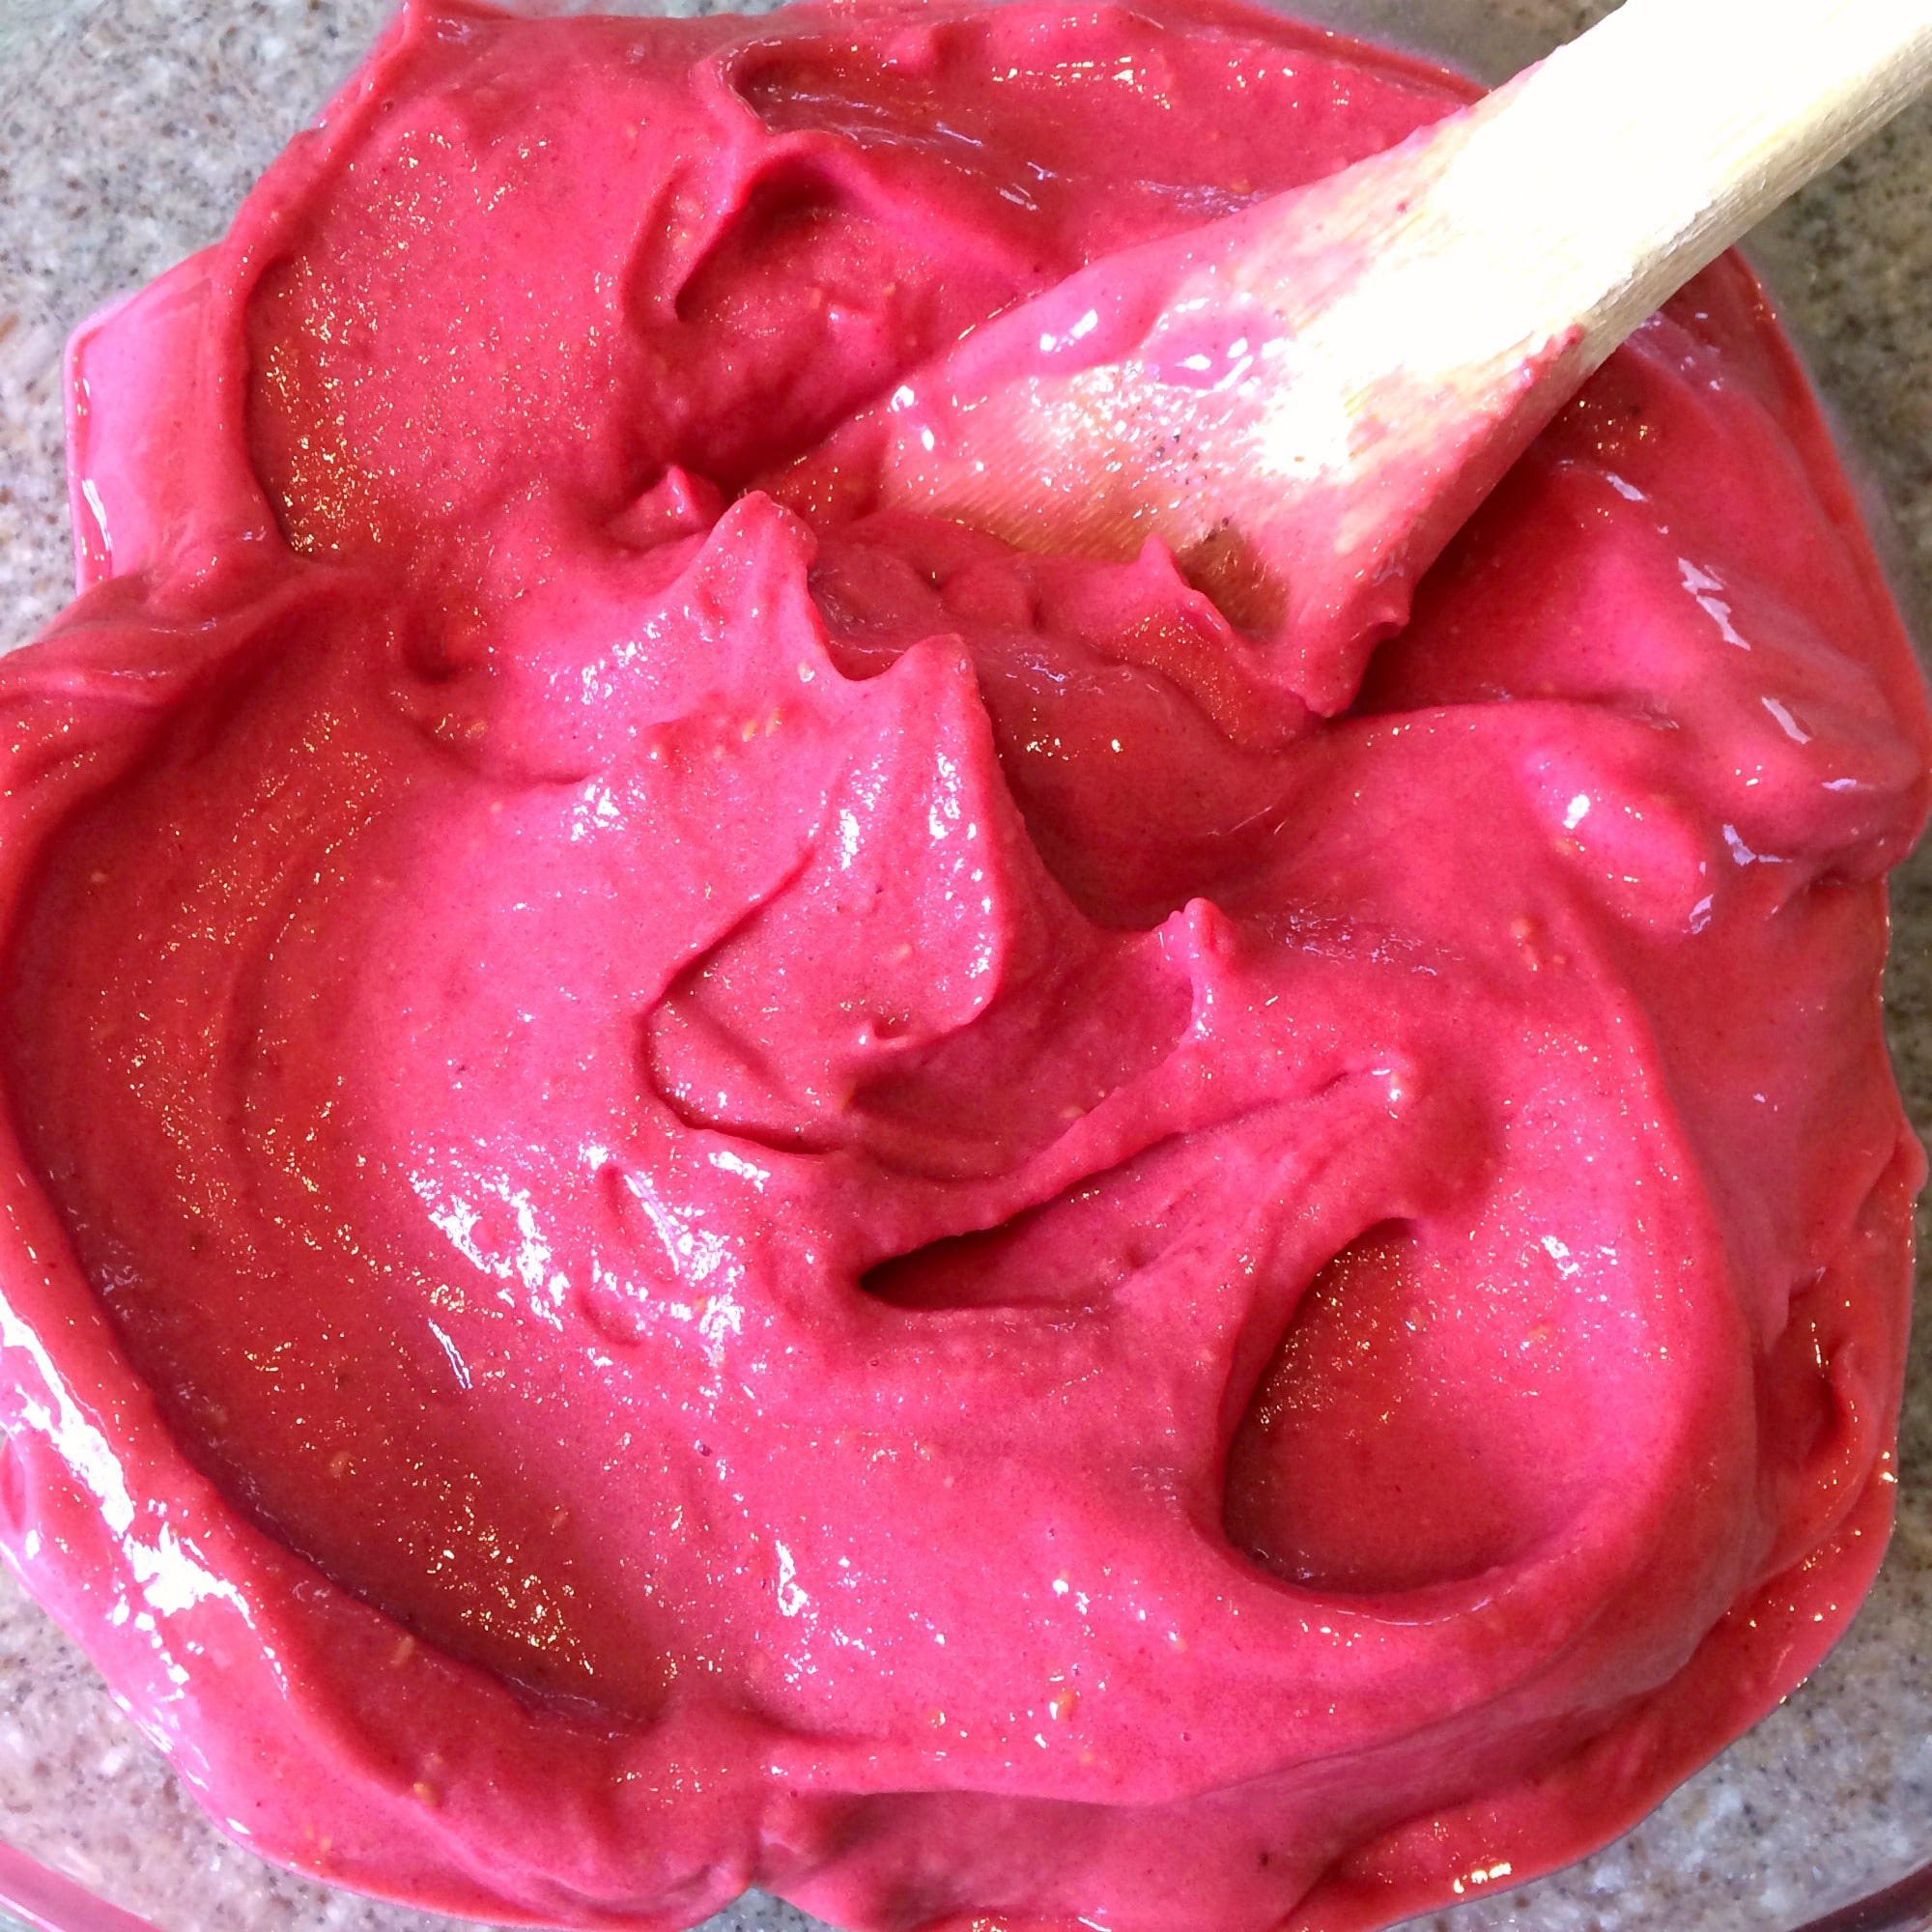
[{"left": 774, "top": 0, "right": 1932, "bottom": 715}]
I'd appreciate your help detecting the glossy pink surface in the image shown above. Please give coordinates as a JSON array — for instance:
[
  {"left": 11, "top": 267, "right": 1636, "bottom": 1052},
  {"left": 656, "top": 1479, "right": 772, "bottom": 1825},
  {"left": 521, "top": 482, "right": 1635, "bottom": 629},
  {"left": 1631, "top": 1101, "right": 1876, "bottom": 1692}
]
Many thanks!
[{"left": 0, "top": 3, "right": 1926, "bottom": 1929}]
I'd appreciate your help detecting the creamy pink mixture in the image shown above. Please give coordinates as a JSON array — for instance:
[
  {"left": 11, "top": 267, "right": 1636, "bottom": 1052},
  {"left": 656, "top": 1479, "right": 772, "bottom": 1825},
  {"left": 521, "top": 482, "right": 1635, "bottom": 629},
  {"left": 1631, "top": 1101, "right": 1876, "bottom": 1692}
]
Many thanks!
[{"left": 0, "top": 2, "right": 1926, "bottom": 1929}]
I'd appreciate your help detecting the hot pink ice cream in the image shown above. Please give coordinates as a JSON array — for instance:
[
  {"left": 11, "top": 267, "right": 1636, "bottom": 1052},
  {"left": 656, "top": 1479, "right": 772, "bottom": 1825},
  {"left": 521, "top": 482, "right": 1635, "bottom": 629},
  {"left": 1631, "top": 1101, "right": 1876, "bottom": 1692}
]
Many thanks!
[{"left": 0, "top": 2, "right": 1925, "bottom": 1929}]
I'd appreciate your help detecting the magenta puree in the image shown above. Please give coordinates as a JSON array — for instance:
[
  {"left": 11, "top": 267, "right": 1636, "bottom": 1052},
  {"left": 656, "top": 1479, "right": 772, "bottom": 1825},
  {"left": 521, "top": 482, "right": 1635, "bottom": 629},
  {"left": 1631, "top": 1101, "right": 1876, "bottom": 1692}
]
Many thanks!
[{"left": 0, "top": 1, "right": 1926, "bottom": 1928}]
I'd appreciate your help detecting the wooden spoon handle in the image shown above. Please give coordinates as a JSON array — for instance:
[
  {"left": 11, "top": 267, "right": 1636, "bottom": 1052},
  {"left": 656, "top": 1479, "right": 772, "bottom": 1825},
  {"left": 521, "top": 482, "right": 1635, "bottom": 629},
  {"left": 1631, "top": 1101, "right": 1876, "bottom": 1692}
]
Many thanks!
[
  {"left": 1407, "top": 0, "right": 1932, "bottom": 377},
  {"left": 1208, "top": 0, "right": 1932, "bottom": 707}
]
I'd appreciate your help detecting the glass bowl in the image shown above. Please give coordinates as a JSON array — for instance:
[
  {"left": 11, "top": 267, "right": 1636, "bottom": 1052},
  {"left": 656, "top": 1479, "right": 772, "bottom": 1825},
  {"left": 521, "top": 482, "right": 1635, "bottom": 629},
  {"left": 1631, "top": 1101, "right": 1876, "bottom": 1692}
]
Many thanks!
[{"left": 0, "top": 2, "right": 1928, "bottom": 1930}]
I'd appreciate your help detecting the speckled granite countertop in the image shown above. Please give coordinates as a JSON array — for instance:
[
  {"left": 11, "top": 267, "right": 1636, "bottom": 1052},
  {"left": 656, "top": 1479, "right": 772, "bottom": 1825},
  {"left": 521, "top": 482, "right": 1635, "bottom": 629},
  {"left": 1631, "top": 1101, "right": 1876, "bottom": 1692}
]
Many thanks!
[{"left": 1, "top": 4, "right": 1929, "bottom": 1930}]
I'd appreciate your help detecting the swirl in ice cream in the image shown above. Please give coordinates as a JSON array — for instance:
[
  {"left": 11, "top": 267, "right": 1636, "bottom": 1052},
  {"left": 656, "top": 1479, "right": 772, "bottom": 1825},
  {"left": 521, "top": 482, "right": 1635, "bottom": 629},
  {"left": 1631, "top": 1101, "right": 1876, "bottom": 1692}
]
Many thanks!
[{"left": 0, "top": 2, "right": 1924, "bottom": 1928}]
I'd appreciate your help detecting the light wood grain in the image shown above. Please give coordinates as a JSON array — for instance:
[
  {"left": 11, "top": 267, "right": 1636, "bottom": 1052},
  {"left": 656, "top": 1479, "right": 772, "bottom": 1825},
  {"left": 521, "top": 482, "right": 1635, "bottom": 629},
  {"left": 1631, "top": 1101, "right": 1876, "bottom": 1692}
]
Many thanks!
[{"left": 782, "top": 0, "right": 1932, "bottom": 713}]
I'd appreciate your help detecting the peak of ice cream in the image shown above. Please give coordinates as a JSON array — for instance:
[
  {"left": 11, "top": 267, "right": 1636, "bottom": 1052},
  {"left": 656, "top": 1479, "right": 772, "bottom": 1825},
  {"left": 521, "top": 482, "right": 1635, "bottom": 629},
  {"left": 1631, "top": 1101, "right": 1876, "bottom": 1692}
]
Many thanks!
[{"left": 0, "top": 2, "right": 1925, "bottom": 1928}]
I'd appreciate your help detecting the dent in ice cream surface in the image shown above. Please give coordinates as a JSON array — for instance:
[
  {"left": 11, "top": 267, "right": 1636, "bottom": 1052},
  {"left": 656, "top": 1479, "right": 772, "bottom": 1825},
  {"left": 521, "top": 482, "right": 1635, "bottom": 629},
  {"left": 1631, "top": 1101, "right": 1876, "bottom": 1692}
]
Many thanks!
[{"left": 0, "top": 1, "right": 1926, "bottom": 1928}]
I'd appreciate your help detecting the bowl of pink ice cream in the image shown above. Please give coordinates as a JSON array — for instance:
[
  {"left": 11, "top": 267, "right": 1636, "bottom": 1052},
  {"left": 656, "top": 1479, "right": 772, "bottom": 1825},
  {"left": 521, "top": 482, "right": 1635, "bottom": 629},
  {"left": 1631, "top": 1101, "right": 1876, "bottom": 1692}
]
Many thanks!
[{"left": 0, "top": 3, "right": 1929, "bottom": 1931}]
